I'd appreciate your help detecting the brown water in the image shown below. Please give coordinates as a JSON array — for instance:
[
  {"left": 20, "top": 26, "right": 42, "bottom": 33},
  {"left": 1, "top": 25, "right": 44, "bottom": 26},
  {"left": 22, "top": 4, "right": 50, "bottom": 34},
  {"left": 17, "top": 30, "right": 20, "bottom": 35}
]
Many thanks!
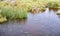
[{"left": 0, "top": 8, "right": 60, "bottom": 36}]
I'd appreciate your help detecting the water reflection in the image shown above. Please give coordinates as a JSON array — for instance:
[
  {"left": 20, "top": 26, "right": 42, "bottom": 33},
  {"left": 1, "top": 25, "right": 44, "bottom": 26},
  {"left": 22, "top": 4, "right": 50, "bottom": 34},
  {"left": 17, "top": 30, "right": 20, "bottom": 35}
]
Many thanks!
[
  {"left": 29, "top": 9, "right": 46, "bottom": 14},
  {"left": 57, "top": 15, "right": 60, "bottom": 18},
  {"left": 49, "top": 8, "right": 59, "bottom": 12}
]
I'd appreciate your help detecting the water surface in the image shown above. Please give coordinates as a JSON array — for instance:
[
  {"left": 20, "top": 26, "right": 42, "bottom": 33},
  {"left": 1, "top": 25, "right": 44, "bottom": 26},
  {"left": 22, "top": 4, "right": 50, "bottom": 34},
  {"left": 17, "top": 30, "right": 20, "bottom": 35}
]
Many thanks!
[{"left": 0, "top": 8, "right": 60, "bottom": 36}]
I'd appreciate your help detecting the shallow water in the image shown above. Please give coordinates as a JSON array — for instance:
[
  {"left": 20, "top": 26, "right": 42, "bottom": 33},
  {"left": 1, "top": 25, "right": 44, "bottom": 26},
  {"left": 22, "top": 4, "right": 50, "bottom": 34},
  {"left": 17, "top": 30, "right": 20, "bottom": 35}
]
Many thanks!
[{"left": 0, "top": 8, "right": 60, "bottom": 36}]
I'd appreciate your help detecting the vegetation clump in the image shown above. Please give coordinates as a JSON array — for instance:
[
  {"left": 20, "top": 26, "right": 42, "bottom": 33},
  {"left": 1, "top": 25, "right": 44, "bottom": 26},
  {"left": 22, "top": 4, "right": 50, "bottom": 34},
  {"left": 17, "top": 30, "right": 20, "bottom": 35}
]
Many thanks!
[
  {"left": 57, "top": 12, "right": 60, "bottom": 15},
  {"left": 48, "top": 2, "right": 59, "bottom": 9},
  {"left": 0, "top": 14, "right": 7, "bottom": 23},
  {"left": 1, "top": 6, "right": 27, "bottom": 19}
]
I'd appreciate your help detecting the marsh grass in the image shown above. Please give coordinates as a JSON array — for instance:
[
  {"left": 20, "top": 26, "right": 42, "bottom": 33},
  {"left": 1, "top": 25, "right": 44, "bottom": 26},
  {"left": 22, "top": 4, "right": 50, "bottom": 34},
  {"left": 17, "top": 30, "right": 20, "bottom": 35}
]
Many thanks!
[
  {"left": 1, "top": 6, "right": 27, "bottom": 19},
  {"left": 48, "top": 2, "right": 59, "bottom": 9}
]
